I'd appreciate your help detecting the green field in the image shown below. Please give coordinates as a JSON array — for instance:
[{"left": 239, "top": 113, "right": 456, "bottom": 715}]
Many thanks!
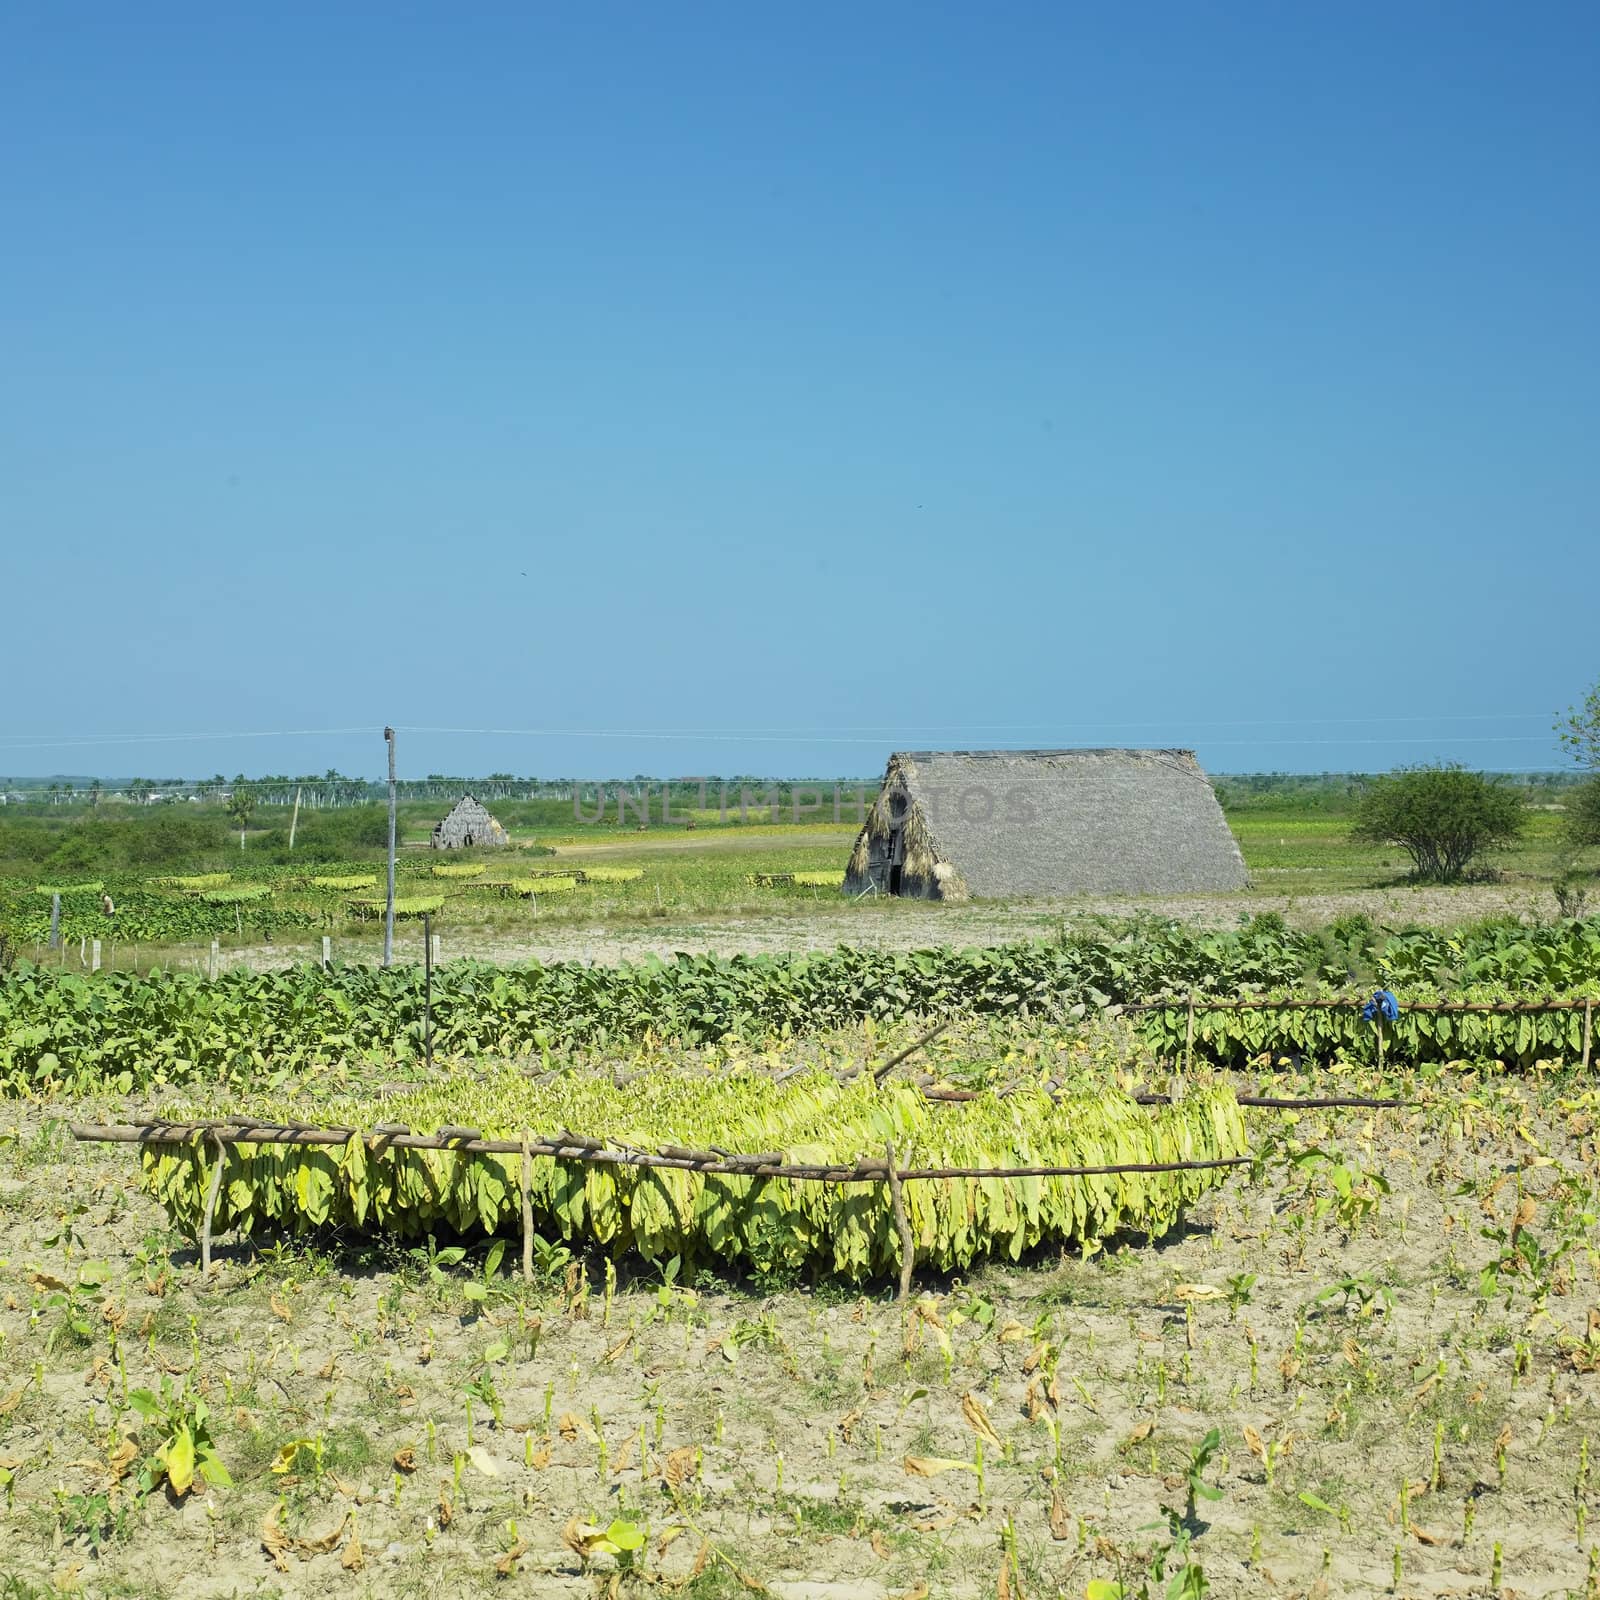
[{"left": 1, "top": 787, "right": 1595, "bottom": 978}]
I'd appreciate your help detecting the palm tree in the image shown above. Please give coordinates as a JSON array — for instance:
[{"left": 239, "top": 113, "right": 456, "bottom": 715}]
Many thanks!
[{"left": 228, "top": 785, "right": 256, "bottom": 849}]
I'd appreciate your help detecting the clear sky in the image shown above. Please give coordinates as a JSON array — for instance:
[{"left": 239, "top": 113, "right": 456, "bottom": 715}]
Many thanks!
[{"left": 3, "top": 3, "right": 1595, "bottom": 781}]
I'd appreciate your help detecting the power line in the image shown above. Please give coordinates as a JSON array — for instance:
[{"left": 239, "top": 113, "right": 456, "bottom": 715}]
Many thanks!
[{"left": 0, "top": 710, "right": 1563, "bottom": 754}]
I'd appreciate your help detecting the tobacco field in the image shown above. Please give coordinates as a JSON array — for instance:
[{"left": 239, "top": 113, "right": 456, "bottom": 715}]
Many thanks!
[
  {"left": 3, "top": 914, "right": 1599, "bottom": 1094},
  {"left": 3, "top": 910, "right": 1600, "bottom": 1597}
]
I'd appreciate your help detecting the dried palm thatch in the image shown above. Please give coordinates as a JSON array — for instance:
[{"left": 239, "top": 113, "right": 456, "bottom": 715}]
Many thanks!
[
  {"left": 431, "top": 795, "right": 510, "bottom": 850},
  {"left": 843, "top": 749, "right": 1247, "bottom": 901},
  {"left": 845, "top": 754, "right": 969, "bottom": 900}
]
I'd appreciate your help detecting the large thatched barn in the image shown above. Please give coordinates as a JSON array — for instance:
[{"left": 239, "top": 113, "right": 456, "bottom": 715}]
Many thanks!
[
  {"left": 843, "top": 749, "right": 1248, "bottom": 900},
  {"left": 431, "top": 794, "right": 509, "bottom": 850}
]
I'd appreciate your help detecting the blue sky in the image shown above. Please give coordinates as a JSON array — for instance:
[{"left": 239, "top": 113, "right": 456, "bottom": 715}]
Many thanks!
[{"left": 3, "top": 3, "right": 1595, "bottom": 780}]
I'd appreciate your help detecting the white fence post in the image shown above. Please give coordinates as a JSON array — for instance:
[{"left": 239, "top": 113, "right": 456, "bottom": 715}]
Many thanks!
[
  {"left": 91, "top": 939, "right": 102, "bottom": 972},
  {"left": 322, "top": 935, "right": 332, "bottom": 970}
]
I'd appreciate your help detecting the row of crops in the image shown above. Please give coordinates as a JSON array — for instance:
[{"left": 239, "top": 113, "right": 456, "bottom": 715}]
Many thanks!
[
  {"left": 140, "top": 1073, "right": 1249, "bottom": 1276},
  {"left": 0, "top": 860, "right": 656, "bottom": 945},
  {"left": 5, "top": 916, "right": 1600, "bottom": 1092}
]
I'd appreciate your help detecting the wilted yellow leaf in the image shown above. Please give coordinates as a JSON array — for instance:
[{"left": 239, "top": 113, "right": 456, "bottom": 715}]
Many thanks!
[
  {"left": 260, "top": 1506, "right": 292, "bottom": 1573},
  {"left": 562, "top": 1516, "right": 614, "bottom": 1556},
  {"left": 1049, "top": 1484, "right": 1072, "bottom": 1540},
  {"left": 297, "top": 1513, "right": 349, "bottom": 1554},
  {"left": 341, "top": 1526, "right": 364, "bottom": 1573},
  {"left": 270, "top": 1439, "right": 314, "bottom": 1476},
  {"left": 960, "top": 1393, "right": 1003, "bottom": 1450},
  {"left": 903, "top": 1454, "right": 975, "bottom": 1477}
]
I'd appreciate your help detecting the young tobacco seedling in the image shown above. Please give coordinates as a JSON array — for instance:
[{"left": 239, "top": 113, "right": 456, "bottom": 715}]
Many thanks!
[{"left": 128, "top": 1377, "right": 231, "bottom": 1497}]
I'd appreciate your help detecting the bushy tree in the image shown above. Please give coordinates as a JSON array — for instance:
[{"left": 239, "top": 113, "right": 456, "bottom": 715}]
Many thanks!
[
  {"left": 1351, "top": 764, "right": 1525, "bottom": 882},
  {"left": 1557, "top": 679, "right": 1600, "bottom": 770},
  {"left": 1563, "top": 776, "right": 1600, "bottom": 851}
]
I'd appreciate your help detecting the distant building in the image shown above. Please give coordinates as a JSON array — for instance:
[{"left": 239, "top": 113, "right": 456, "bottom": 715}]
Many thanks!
[
  {"left": 431, "top": 794, "right": 510, "bottom": 850},
  {"left": 844, "top": 749, "right": 1249, "bottom": 900}
]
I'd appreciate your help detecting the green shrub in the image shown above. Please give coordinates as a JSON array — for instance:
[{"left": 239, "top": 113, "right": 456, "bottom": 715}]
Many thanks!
[
  {"left": 1563, "top": 776, "right": 1600, "bottom": 851},
  {"left": 1351, "top": 765, "right": 1524, "bottom": 882}
]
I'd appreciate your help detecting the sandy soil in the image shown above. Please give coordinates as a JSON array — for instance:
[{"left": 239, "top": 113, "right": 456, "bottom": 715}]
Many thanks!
[
  {"left": 189, "top": 879, "right": 1563, "bottom": 978},
  {"left": 4, "top": 1059, "right": 1599, "bottom": 1599}
]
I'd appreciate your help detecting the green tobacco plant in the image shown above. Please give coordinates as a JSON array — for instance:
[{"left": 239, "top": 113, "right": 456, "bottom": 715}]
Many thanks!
[
  {"left": 1293, "top": 1148, "right": 1390, "bottom": 1237},
  {"left": 1089, "top": 1429, "right": 1224, "bottom": 1599},
  {"left": 1312, "top": 1272, "right": 1393, "bottom": 1317},
  {"left": 39, "top": 1259, "right": 110, "bottom": 1353},
  {"left": 5, "top": 917, "right": 1600, "bottom": 1092},
  {"left": 128, "top": 1376, "right": 231, "bottom": 1497}
]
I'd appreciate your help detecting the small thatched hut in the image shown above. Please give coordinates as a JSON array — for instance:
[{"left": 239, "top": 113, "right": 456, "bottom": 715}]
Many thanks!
[
  {"left": 843, "top": 749, "right": 1248, "bottom": 900},
  {"left": 431, "top": 794, "right": 509, "bottom": 851}
]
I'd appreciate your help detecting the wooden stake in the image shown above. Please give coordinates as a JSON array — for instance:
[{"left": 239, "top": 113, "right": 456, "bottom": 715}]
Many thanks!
[
  {"left": 91, "top": 939, "right": 101, "bottom": 972},
  {"left": 1183, "top": 991, "right": 1196, "bottom": 1075},
  {"left": 200, "top": 1132, "right": 226, "bottom": 1275},
  {"left": 321, "top": 935, "right": 331, "bottom": 970},
  {"left": 383, "top": 726, "right": 397, "bottom": 970},
  {"left": 885, "top": 1139, "right": 914, "bottom": 1302},
  {"left": 423, "top": 912, "right": 434, "bottom": 1072},
  {"left": 1583, "top": 997, "right": 1593, "bottom": 1073},
  {"left": 288, "top": 784, "right": 302, "bottom": 852},
  {"left": 521, "top": 1132, "right": 534, "bottom": 1283}
]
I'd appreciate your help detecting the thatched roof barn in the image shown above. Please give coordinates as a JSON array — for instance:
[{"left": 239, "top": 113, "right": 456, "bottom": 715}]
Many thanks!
[
  {"left": 843, "top": 749, "right": 1248, "bottom": 900},
  {"left": 431, "top": 794, "right": 509, "bottom": 851}
]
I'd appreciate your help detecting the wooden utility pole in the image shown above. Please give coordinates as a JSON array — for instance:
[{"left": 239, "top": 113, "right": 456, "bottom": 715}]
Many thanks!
[{"left": 383, "top": 727, "right": 397, "bottom": 969}]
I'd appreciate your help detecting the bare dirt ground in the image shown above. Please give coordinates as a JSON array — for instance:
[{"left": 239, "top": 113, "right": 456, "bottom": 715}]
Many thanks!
[
  {"left": 4, "top": 1058, "right": 1600, "bottom": 1600},
  {"left": 199, "top": 880, "right": 1563, "bottom": 977}
]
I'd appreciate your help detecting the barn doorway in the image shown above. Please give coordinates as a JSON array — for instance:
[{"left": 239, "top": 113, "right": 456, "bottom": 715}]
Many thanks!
[{"left": 885, "top": 790, "right": 908, "bottom": 895}]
